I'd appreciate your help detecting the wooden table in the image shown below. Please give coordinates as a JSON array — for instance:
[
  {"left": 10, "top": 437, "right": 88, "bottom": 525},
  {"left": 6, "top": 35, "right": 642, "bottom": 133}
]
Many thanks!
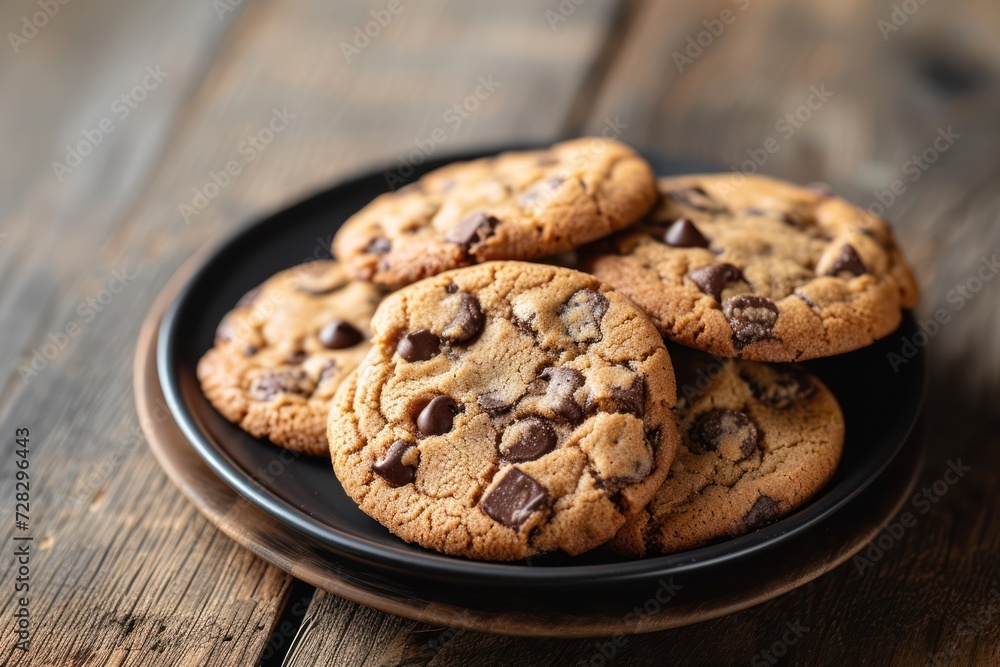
[{"left": 2, "top": 0, "right": 997, "bottom": 664}]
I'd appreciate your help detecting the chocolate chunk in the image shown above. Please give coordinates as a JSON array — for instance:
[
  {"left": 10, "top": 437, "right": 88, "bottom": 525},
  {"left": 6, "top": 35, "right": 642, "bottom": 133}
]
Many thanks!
[
  {"left": 373, "top": 440, "right": 417, "bottom": 487},
  {"left": 441, "top": 293, "right": 484, "bottom": 343},
  {"left": 742, "top": 495, "right": 782, "bottom": 529},
  {"left": 690, "top": 408, "right": 760, "bottom": 458},
  {"left": 747, "top": 366, "right": 816, "bottom": 408},
  {"left": 444, "top": 212, "right": 499, "bottom": 249},
  {"left": 663, "top": 218, "right": 710, "bottom": 248},
  {"left": 365, "top": 237, "right": 391, "bottom": 255},
  {"left": 723, "top": 295, "right": 778, "bottom": 348},
  {"left": 398, "top": 330, "right": 440, "bottom": 362},
  {"left": 477, "top": 390, "right": 517, "bottom": 417},
  {"left": 501, "top": 417, "right": 557, "bottom": 462},
  {"left": 825, "top": 244, "right": 867, "bottom": 277},
  {"left": 612, "top": 376, "right": 646, "bottom": 417},
  {"left": 781, "top": 212, "right": 801, "bottom": 226},
  {"left": 319, "top": 319, "right": 364, "bottom": 349},
  {"left": 236, "top": 285, "right": 262, "bottom": 309},
  {"left": 480, "top": 468, "right": 549, "bottom": 529},
  {"left": 416, "top": 396, "right": 459, "bottom": 436},
  {"left": 540, "top": 366, "right": 585, "bottom": 423},
  {"left": 558, "top": 289, "right": 609, "bottom": 344},
  {"left": 248, "top": 370, "right": 311, "bottom": 401},
  {"left": 519, "top": 176, "right": 566, "bottom": 209},
  {"left": 688, "top": 264, "right": 743, "bottom": 301}
]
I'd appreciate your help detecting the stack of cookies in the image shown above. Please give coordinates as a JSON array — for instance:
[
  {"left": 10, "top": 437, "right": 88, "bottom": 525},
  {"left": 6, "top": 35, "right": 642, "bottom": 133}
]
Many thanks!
[{"left": 197, "top": 138, "right": 918, "bottom": 561}]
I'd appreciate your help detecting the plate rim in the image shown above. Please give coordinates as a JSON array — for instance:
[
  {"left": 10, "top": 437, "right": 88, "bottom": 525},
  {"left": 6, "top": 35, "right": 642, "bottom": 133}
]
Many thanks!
[{"left": 156, "top": 145, "right": 927, "bottom": 587}]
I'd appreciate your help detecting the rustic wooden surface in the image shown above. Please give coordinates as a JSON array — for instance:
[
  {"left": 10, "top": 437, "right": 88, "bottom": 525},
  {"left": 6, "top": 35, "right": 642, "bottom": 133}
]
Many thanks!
[{"left": 1, "top": 0, "right": 997, "bottom": 664}]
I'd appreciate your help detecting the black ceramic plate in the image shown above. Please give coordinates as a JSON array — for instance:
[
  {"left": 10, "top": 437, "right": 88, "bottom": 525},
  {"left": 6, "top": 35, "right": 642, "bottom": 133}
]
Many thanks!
[{"left": 158, "top": 146, "right": 925, "bottom": 590}]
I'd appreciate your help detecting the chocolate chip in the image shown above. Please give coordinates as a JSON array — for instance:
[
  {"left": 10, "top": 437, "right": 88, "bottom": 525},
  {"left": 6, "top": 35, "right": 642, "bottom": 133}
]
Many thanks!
[
  {"left": 365, "top": 237, "right": 391, "bottom": 255},
  {"left": 746, "top": 366, "right": 816, "bottom": 408},
  {"left": 398, "top": 330, "right": 440, "bottom": 362},
  {"left": 286, "top": 349, "right": 308, "bottom": 364},
  {"left": 519, "top": 176, "right": 566, "bottom": 209},
  {"left": 688, "top": 264, "right": 743, "bottom": 301},
  {"left": 480, "top": 468, "right": 549, "bottom": 529},
  {"left": 319, "top": 320, "right": 364, "bottom": 349},
  {"left": 825, "top": 244, "right": 867, "bottom": 277},
  {"left": 663, "top": 218, "right": 710, "bottom": 248},
  {"left": 558, "top": 288, "right": 609, "bottom": 344},
  {"left": 445, "top": 282, "right": 459, "bottom": 294},
  {"left": 781, "top": 212, "right": 801, "bottom": 226},
  {"left": 536, "top": 154, "right": 559, "bottom": 166},
  {"left": 613, "top": 376, "right": 646, "bottom": 417},
  {"left": 477, "top": 390, "right": 516, "bottom": 417},
  {"left": 236, "top": 285, "right": 262, "bottom": 309},
  {"left": 444, "top": 212, "right": 499, "bottom": 249},
  {"left": 742, "top": 495, "right": 782, "bottom": 529},
  {"left": 441, "top": 293, "right": 484, "bottom": 343},
  {"left": 690, "top": 408, "right": 760, "bottom": 458},
  {"left": 723, "top": 295, "right": 778, "bottom": 348},
  {"left": 373, "top": 440, "right": 417, "bottom": 487},
  {"left": 244, "top": 345, "right": 258, "bottom": 356},
  {"left": 248, "top": 370, "right": 311, "bottom": 401},
  {"left": 540, "top": 366, "right": 585, "bottom": 423},
  {"left": 416, "top": 396, "right": 459, "bottom": 436},
  {"left": 501, "top": 417, "right": 557, "bottom": 462}
]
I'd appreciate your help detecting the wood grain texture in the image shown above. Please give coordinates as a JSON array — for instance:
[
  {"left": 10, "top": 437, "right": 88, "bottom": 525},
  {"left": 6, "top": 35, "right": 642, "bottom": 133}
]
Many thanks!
[{"left": 2, "top": 0, "right": 998, "bottom": 663}]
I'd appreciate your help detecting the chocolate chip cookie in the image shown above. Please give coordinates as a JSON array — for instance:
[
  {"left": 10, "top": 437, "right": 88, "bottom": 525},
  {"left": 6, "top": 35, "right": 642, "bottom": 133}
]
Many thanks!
[
  {"left": 328, "top": 261, "right": 680, "bottom": 561},
  {"left": 333, "top": 138, "right": 658, "bottom": 288},
  {"left": 611, "top": 348, "right": 844, "bottom": 556},
  {"left": 197, "top": 260, "right": 383, "bottom": 455},
  {"left": 583, "top": 174, "right": 919, "bottom": 361}
]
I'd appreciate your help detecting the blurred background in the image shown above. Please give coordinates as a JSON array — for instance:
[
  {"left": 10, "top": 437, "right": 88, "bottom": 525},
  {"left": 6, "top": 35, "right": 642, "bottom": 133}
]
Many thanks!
[{"left": 1, "top": 1, "right": 998, "bottom": 665}]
